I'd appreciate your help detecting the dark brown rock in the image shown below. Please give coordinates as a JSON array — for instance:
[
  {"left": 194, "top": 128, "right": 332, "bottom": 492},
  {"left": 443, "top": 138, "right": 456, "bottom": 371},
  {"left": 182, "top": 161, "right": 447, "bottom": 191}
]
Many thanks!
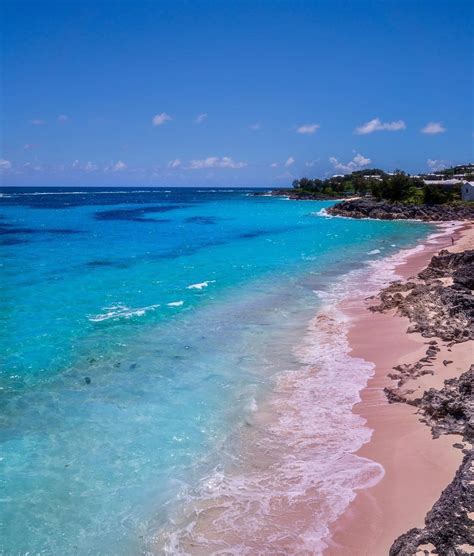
[
  {"left": 327, "top": 199, "right": 474, "bottom": 221},
  {"left": 390, "top": 453, "right": 474, "bottom": 556}
]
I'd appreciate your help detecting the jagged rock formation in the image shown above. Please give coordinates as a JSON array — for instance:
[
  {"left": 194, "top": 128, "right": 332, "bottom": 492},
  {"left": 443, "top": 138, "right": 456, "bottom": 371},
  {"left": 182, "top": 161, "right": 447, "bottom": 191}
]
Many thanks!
[
  {"left": 370, "top": 250, "right": 474, "bottom": 343},
  {"left": 390, "top": 452, "right": 473, "bottom": 556},
  {"left": 370, "top": 248, "right": 474, "bottom": 555},
  {"left": 327, "top": 199, "right": 474, "bottom": 221},
  {"left": 417, "top": 366, "right": 474, "bottom": 442}
]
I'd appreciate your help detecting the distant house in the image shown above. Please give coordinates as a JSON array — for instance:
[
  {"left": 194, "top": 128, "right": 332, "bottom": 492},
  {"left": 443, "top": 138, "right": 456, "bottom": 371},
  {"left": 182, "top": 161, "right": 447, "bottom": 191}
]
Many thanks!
[
  {"left": 423, "top": 178, "right": 463, "bottom": 188},
  {"left": 461, "top": 181, "right": 474, "bottom": 201}
]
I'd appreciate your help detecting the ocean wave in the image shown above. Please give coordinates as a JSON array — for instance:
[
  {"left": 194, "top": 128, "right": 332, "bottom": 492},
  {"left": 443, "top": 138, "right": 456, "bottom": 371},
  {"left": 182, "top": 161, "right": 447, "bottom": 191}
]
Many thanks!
[
  {"left": 367, "top": 248, "right": 381, "bottom": 255},
  {"left": 186, "top": 280, "right": 216, "bottom": 290},
  {"left": 315, "top": 208, "right": 329, "bottom": 217},
  {"left": 0, "top": 190, "right": 169, "bottom": 197},
  {"left": 152, "top": 222, "right": 461, "bottom": 554},
  {"left": 167, "top": 301, "right": 184, "bottom": 307},
  {"left": 88, "top": 303, "right": 160, "bottom": 322},
  {"left": 153, "top": 275, "right": 384, "bottom": 554},
  {"left": 153, "top": 261, "right": 394, "bottom": 554}
]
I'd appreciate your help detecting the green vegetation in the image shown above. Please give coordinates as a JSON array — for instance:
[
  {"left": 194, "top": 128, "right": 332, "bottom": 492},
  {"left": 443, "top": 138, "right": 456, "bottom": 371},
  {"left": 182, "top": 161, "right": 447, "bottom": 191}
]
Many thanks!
[
  {"left": 431, "top": 164, "right": 474, "bottom": 179},
  {"left": 289, "top": 167, "right": 464, "bottom": 205},
  {"left": 290, "top": 169, "right": 384, "bottom": 198}
]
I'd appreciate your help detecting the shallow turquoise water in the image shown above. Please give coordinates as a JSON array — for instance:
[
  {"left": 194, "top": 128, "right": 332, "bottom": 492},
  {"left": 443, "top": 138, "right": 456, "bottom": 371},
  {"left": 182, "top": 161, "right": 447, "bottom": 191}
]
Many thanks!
[{"left": 0, "top": 187, "right": 433, "bottom": 554}]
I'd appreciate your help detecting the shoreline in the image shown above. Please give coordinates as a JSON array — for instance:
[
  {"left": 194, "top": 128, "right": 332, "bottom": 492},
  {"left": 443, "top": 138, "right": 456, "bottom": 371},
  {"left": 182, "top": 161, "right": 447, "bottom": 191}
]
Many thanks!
[
  {"left": 150, "top": 219, "right": 472, "bottom": 554},
  {"left": 325, "top": 221, "right": 473, "bottom": 554}
]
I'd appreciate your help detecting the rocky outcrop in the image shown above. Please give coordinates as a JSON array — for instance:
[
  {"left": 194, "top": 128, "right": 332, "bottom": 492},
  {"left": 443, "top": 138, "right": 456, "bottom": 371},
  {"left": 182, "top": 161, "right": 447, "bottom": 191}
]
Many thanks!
[
  {"left": 419, "top": 249, "right": 474, "bottom": 289},
  {"left": 327, "top": 198, "right": 474, "bottom": 221},
  {"left": 390, "top": 452, "right": 474, "bottom": 556},
  {"left": 387, "top": 364, "right": 473, "bottom": 555},
  {"left": 370, "top": 250, "right": 474, "bottom": 343},
  {"left": 417, "top": 366, "right": 474, "bottom": 442},
  {"left": 370, "top": 247, "right": 474, "bottom": 555}
]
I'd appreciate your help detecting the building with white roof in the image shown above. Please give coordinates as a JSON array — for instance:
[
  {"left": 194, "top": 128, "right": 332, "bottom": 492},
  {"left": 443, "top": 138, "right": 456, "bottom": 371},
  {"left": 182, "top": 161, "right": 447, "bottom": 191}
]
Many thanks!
[
  {"left": 461, "top": 181, "right": 474, "bottom": 201},
  {"left": 423, "top": 178, "right": 463, "bottom": 186}
]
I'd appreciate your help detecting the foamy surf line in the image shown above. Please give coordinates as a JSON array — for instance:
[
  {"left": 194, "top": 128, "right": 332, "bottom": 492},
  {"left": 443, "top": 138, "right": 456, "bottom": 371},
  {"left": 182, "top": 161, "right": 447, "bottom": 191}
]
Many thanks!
[
  {"left": 186, "top": 280, "right": 216, "bottom": 290},
  {"left": 88, "top": 303, "right": 160, "bottom": 322},
  {"left": 0, "top": 190, "right": 171, "bottom": 196},
  {"left": 150, "top": 223, "right": 459, "bottom": 555}
]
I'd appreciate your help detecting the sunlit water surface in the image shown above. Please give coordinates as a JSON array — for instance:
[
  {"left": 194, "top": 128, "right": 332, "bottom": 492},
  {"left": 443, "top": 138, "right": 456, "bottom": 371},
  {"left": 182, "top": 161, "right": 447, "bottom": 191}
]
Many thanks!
[{"left": 0, "top": 187, "right": 433, "bottom": 554}]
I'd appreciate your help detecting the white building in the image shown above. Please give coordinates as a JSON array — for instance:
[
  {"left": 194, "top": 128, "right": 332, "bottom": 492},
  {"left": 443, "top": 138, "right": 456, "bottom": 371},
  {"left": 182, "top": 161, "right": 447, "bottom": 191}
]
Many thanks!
[
  {"left": 461, "top": 181, "right": 474, "bottom": 201},
  {"left": 423, "top": 178, "right": 463, "bottom": 186}
]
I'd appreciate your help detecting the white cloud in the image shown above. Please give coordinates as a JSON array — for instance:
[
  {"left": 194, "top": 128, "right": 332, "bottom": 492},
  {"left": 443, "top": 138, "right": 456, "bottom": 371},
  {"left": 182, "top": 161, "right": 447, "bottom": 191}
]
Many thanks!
[
  {"left": 152, "top": 112, "right": 172, "bottom": 126},
  {"left": 104, "top": 160, "right": 127, "bottom": 172},
  {"left": 22, "top": 162, "right": 41, "bottom": 171},
  {"left": 355, "top": 118, "right": 406, "bottom": 135},
  {"left": 72, "top": 160, "right": 96, "bottom": 171},
  {"left": 249, "top": 123, "right": 262, "bottom": 130},
  {"left": 188, "top": 156, "right": 247, "bottom": 169},
  {"left": 58, "top": 114, "right": 69, "bottom": 123},
  {"left": 168, "top": 159, "right": 181, "bottom": 168},
  {"left": 421, "top": 122, "right": 446, "bottom": 135},
  {"left": 353, "top": 153, "right": 371, "bottom": 166},
  {"left": 427, "top": 159, "right": 448, "bottom": 171},
  {"left": 305, "top": 159, "right": 319, "bottom": 167},
  {"left": 84, "top": 161, "right": 98, "bottom": 171},
  {"left": 31, "top": 119, "right": 46, "bottom": 125},
  {"left": 24, "top": 143, "right": 36, "bottom": 150},
  {"left": 296, "top": 124, "right": 320, "bottom": 134},
  {"left": 329, "top": 153, "right": 371, "bottom": 173},
  {"left": 193, "top": 113, "right": 207, "bottom": 124},
  {"left": 111, "top": 160, "right": 127, "bottom": 171},
  {"left": 0, "top": 159, "right": 12, "bottom": 170},
  {"left": 270, "top": 162, "right": 278, "bottom": 167},
  {"left": 284, "top": 157, "right": 295, "bottom": 167}
]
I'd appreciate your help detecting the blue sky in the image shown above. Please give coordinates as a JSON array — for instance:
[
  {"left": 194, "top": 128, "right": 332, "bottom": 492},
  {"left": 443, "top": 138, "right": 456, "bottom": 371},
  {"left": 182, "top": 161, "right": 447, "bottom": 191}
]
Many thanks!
[{"left": 1, "top": 0, "right": 472, "bottom": 187}]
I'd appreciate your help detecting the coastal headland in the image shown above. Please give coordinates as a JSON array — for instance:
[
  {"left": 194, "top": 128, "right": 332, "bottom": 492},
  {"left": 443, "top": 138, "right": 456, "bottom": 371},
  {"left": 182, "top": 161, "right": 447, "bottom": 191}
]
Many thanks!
[{"left": 327, "top": 198, "right": 474, "bottom": 221}]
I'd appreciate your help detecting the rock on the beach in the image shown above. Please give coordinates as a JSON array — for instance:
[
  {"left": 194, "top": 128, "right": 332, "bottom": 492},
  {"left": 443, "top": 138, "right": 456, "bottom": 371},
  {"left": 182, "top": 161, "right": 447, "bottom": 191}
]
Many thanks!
[
  {"left": 390, "top": 452, "right": 474, "bottom": 556},
  {"left": 370, "top": 250, "right": 474, "bottom": 343},
  {"left": 372, "top": 244, "right": 474, "bottom": 555},
  {"left": 327, "top": 199, "right": 474, "bottom": 221},
  {"left": 417, "top": 366, "right": 474, "bottom": 442}
]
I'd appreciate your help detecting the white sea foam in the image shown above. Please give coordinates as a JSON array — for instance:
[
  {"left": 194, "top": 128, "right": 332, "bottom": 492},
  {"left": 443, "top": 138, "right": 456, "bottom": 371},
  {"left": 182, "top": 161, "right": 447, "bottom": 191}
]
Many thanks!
[
  {"left": 315, "top": 207, "right": 338, "bottom": 218},
  {"left": 154, "top": 271, "right": 384, "bottom": 554},
  {"left": 88, "top": 303, "right": 160, "bottom": 322},
  {"left": 367, "top": 248, "right": 381, "bottom": 255},
  {"left": 167, "top": 301, "right": 184, "bottom": 307},
  {"left": 152, "top": 222, "right": 460, "bottom": 554},
  {"left": 186, "top": 280, "right": 216, "bottom": 290},
  {"left": 1, "top": 190, "right": 169, "bottom": 197}
]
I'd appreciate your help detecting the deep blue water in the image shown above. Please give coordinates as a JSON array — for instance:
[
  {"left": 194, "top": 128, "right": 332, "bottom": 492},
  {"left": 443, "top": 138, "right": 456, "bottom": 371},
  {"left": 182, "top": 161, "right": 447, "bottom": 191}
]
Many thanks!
[{"left": 0, "top": 187, "right": 433, "bottom": 554}]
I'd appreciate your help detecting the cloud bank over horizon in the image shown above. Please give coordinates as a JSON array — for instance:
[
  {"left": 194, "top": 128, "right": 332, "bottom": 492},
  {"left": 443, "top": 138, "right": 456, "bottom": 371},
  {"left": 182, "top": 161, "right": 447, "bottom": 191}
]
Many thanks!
[{"left": 1, "top": 1, "right": 471, "bottom": 186}]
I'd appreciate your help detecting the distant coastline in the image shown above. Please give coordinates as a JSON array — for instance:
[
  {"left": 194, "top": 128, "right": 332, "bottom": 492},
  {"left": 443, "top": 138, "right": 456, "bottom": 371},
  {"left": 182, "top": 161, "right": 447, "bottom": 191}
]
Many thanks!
[
  {"left": 261, "top": 163, "right": 474, "bottom": 222},
  {"left": 327, "top": 198, "right": 474, "bottom": 221}
]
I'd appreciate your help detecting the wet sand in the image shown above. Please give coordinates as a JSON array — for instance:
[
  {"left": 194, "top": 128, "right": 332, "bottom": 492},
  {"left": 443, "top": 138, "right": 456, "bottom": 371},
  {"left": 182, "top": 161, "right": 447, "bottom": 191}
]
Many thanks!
[
  {"left": 325, "top": 222, "right": 473, "bottom": 555},
  {"left": 152, "top": 222, "right": 472, "bottom": 555}
]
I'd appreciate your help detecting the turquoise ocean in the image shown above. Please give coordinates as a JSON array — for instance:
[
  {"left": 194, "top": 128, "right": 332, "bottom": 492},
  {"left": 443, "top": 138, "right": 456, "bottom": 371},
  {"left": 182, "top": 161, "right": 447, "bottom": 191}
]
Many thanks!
[{"left": 0, "top": 187, "right": 433, "bottom": 554}]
